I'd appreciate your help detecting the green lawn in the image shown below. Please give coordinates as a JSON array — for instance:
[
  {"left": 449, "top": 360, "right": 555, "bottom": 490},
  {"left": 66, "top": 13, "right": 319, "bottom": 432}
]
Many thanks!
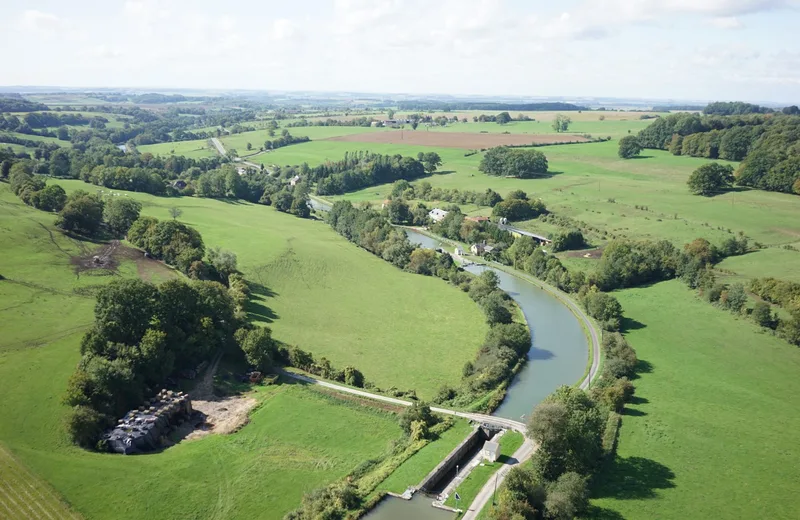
[
  {"left": 588, "top": 281, "right": 800, "bottom": 520},
  {"left": 137, "top": 139, "right": 218, "bottom": 159},
  {"left": 445, "top": 431, "right": 525, "bottom": 512},
  {"left": 376, "top": 421, "right": 474, "bottom": 495},
  {"left": 55, "top": 180, "right": 488, "bottom": 400},
  {"left": 1, "top": 131, "right": 64, "bottom": 145},
  {"left": 423, "top": 119, "right": 654, "bottom": 139},
  {"left": 715, "top": 247, "right": 800, "bottom": 284}
]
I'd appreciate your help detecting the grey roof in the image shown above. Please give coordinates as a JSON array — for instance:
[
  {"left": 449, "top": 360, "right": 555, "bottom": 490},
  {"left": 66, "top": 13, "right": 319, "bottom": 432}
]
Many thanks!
[{"left": 483, "top": 441, "right": 500, "bottom": 453}]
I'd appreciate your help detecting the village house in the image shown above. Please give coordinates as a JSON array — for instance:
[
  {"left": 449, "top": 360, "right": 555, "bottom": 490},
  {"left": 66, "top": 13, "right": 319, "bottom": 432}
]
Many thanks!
[
  {"left": 171, "top": 179, "right": 187, "bottom": 190},
  {"left": 470, "top": 242, "right": 495, "bottom": 256},
  {"left": 289, "top": 175, "right": 301, "bottom": 186},
  {"left": 428, "top": 208, "right": 448, "bottom": 222}
]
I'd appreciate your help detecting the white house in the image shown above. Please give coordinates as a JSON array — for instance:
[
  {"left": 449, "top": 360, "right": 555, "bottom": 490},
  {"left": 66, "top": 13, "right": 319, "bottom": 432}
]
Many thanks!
[
  {"left": 481, "top": 440, "right": 500, "bottom": 462},
  {"left": 428, "top": 208, "right": 448, "bottom": 222},
  {"left": 454, "top": 246, "right": 465, "bottom": 257},
  {"left": 289, "top": 175, "right": 301, "bottom": 186}
]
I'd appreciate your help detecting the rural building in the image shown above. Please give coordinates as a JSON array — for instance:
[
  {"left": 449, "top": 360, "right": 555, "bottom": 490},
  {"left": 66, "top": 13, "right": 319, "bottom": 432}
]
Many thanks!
[
  {"left": 289, "top": 175, "right": 301, "bottom": 186},
  {"left": 102, "top": 389, "right": 193, "bottom": 455},
  {"left": 370, "top": 121, "right": 380, "bottom": 127},
  {"left": 171, "top": 180, "right": 187, "bottom": 190},
  {"left": 470, "top": 243, "right": 495, "bottom": 256},
  {"left": 481, "top": 440, "right": 500, "bottom": 462},
  {"left": 237, "top": 167, "right": 247, "bottom": 176},
  {"left": 428, "top": 208, "right": 448, "bottom": 222},
  {"left": 381, "top": 199, "right": 391, "bottom": 209},
  {"left": 454, "top": 246, "right": 464, "bottom": 256}
]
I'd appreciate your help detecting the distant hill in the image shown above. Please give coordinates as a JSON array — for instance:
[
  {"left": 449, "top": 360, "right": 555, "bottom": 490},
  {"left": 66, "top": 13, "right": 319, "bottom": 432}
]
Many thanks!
[
  {"left": 396, "top": 101, "right": 589, "bottom": 111},
  {"left": 0, "top": 96, "right": 49, "bottom": 112}
]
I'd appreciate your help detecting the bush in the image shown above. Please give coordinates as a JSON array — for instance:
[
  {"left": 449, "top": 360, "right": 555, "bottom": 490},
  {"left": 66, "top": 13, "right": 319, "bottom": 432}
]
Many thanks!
[
  {"left": 583, "top": 291, "right": 623, "bottom": 331},
  {"left": 618, "top": 136, "right": 642, "bottom": 159},
  {"left": 399, "top": 401, "right": 437, "bottom": 437},
  {"left": 55, "top": 190, "right": 105, "bottom": 236},
  {"left": 64, "top": 406, "right": 107, "bottom": 448}
]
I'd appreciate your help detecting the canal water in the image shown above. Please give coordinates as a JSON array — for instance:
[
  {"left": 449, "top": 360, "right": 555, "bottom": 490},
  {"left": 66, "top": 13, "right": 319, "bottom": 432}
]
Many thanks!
[
  {"left": 362, "top": 495, "right": 455, "bottom": 520},
  {"left": 405, "top": 229, "right": 588, "bottom": 421}
]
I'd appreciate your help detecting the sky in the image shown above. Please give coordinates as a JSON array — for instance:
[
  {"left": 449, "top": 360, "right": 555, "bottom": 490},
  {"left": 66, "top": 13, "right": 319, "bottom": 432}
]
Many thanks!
[{"left": 1, "top": 0, "right": 799, "bottom": 103}]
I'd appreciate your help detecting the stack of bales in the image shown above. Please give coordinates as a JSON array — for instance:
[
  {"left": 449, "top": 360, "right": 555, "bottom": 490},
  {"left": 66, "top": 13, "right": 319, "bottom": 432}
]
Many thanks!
[{"left": 102, "top": 390, "right": 193, "bottom": 455}]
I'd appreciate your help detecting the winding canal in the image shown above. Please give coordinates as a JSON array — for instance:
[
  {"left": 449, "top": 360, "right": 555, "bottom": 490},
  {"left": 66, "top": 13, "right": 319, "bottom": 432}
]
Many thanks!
[{"left": 403, "top": 229, "right": 589, "bottom": 421}]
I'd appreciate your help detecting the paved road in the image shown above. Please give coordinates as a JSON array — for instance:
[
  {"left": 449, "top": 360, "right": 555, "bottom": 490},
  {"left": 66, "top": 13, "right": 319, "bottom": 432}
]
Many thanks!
[
  {"left": 283, "top": 372, "right": 527, "bottom": 432},
  {"left": 461, "top": 438, "right": 536, "bottom": 520},
  {"left": 210, "top": 137, "right": 226, "bottom": 156}
]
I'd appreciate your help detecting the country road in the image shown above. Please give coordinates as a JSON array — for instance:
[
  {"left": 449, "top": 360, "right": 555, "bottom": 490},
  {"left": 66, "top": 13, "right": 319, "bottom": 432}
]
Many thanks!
[{"left": 210, "top": 137, "right": 226, "bottom": 156}]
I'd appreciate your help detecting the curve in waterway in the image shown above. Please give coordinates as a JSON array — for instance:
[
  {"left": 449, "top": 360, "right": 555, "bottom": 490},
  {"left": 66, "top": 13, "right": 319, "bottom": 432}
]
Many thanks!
[{"left": 404, "top": 229, "right": 598, "bottom": 421}]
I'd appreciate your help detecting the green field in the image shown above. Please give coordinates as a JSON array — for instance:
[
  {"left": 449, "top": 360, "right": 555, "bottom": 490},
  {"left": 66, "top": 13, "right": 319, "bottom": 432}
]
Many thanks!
[
  {"left": 137, "top": 139, "right": 218, "bottom": 159},
  {"left": 589, "top": 281, "right": 800, "bottom": 520},
  {"left": 221, "top": 125, "right": 384, "bottom": 153},
  {"left": 422, "top": 119, "right": 653, "bottom": 139},
  {"left": 0, "top": 181, "right": 488, "bottom": 519},
  {"left": 375, "top": 421, "right": 474, "bottom": 495},
  {"left": 54, "top": 180, "right": 488, "bottom": 399},
  {"left": 1, "top": 131, "right": 64, "bottom": 145}
]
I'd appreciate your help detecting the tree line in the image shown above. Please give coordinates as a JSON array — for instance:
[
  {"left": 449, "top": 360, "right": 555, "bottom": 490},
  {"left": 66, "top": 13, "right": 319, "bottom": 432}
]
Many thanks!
[
  {"left": 326, "top": 201, "right": 532, "bottom": 410},
  {"left": 395, "top": 101, "right": 588, "bottom": 111},
  {"left": 313, "top": 151, "right": 431, "bottom": 195},
  {"left": 633, "top": 111, "right": 800, "bottom": 195}
]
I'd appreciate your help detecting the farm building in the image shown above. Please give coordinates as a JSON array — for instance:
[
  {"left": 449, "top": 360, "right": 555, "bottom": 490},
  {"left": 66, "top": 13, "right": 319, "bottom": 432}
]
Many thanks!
[
  {"left": 454, "top": 246, "right": 465, "bottom": 257},
  {"left": 171, "top": 180, "right": 187, "bottom": 189},
  {"left": 470, "top": 243, "right": 495, "bottom": 256},
  {"left": 428, "top": 208, "right": 448, "bottom": 222},
  {"left": 481, "top": 440, "right": 500, "bottom": 462},
  {"left": 290, "top": 175, "right": 301, "bottom": 186},
  {"left": 102, "top": 390, "right": 193, "bottom": 455}
]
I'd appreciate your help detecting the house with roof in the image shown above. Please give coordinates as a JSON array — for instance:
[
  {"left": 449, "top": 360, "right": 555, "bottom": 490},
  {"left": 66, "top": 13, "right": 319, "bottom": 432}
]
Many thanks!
[
  {"left": 428, "top": 208, "right": 449, "bottom": 222},
  {"left": 289, "top": 175, "right": 301, "bottom": 186},
  {"left": 470, "top": 242, "right": 495, "bottom": 256}
]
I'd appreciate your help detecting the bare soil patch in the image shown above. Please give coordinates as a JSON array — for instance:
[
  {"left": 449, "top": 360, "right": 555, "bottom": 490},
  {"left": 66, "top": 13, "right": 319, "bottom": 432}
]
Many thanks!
[
  {"left": 324, "top": 131, "right": 591, "bottom": 149},
  {"left": 565, "top": 247, "right": 604, "bottom": 259},
  {"left": 69, "top": 240, "right": 176, "bottom": 282}
]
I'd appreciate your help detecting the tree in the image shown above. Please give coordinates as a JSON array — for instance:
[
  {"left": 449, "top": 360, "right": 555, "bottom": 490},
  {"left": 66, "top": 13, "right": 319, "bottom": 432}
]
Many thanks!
[
  {"left": 31, "top": 184, "right": 67, "bottom": 212},
  {"left": 56, "top": 126, "right": 70, "bottom": 141},
  {"left": 387, "top": 108, "right": 395, "bottom": 119},
  {"left": 421, "top": 152, "right": 442, "bottom": 174},
  {"left": 723, "top": 283, "right": 747, "bottom": 313},
  {"left": 751, "top": 301, "right": 775, "bottom": 329},
  {"left": 583, "top": 290, "right": 623, "bottom": 331},
  {"left": 235, "top": 327, "right": 276, "bottom": 371},
  {"left": 399, "top": 401, "right": 436, "bottom": 436},
  {"left": 411, "top": 121, "right": 419, "bottom": 130},
  {"left": 687, "top": 163, "right": 735, "bottom": 196},
  {"left": 56, "top": 190, "right": 105, "bottom": 236},
  {"left": 544, "top": 472, "right": 589, "bottom": 520},
  {"left": 496, "top": 111, "right": 512, "bottom": 124},
  {"left": 387, "top": 198, "right": 411, "bottom": 224},
  {"left": 49, "top": 148, "right": 72, "bottom": 177},
  {"left": 103, "top": 198, "right": 142, "bottom": 237},
  {"left": 617, "top": 135, "right": 643, "bottom": 159},
  {"left": 207, "top": 246, "right": 238, "bottom": 282},
  {"left": 406, "top": 248, "right": 437, "bottom": 275},
  {"left": 551, "top": 229, "right": 585, "bottom": 252},
  {"left": 552, "top": 114, "right": 571, "bottom": 132},
  {"left": 64, "top": 406, "right": 107, "bottom": 448},
  {"left": 246, "top": 142, "right": 252, "bottom": 151},
  {"left": 480, "top": 292, "right": 513, "bottom": 325},
  {"left": 527, "top": 386, "right": 604, "bottom": 480},
  {"left": 169, "top": 207, "right": 183, "bottom": 220}
]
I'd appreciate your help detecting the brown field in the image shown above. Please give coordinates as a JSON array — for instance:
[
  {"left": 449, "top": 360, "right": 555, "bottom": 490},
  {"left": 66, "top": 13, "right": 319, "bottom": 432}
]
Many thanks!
[{"left": 324, "top": 130, "right": 591, "bottom": 149}]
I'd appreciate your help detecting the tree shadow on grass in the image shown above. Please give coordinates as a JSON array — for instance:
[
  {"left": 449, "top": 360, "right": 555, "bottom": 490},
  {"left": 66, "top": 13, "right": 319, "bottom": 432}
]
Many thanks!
[
  {"left": 629, "top": 359, "right": 653, "bottom": 381},
  {"left": 622, "top": 407, "right": 647, "bottom": 417},
  {"left": 246, "top": 281, "right": 279, "bottom": 323},
  {"left": 620, "top": 316, "right": 646, "bottom": 332},
  {"left": 629, "top": 396, "right": 649, "bottom": 405},
  {"left": 583, "top": 505, "right": 626, "bottom": 520},
  {"left": 592, "top": 456, "right": 676, "bottom": 501},
  {"left": 629, "top": 155, "right": 654, "bottom": 160}
]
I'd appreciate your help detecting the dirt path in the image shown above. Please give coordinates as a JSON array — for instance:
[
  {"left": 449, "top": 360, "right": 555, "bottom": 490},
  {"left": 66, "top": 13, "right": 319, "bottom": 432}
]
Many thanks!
[{"left": 187, "top": 353, "right": 257, "bottom": 438}]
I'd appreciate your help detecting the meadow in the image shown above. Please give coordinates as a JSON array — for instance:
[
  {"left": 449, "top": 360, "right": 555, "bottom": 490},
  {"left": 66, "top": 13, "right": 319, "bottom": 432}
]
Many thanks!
[
  {"left": 137, "top": 139, "right": 218, "bottom": 159},
  {"left": 0, "top": 182, "right": 486, "bottom": 519},
  {"left": 589, "top": 281, "right": 800, "bottom": 520}
]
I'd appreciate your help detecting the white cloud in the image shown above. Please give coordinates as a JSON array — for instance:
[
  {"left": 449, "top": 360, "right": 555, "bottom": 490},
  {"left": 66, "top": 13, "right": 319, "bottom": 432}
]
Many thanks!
[
  {"left": 20, "top": 10, "right": 62, "bottom": 32},
  {"left": 710, "top": 16, "right": 744, "bottom": 28},
  {"left": 271, "top": 18, "right": 298, "bottom": 41}
]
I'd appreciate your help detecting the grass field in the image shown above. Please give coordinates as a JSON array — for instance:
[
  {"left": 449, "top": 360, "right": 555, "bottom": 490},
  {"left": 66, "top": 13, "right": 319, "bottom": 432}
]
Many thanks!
[
  {"left": 137, "top": 139, "right": 218, "bottom": 159},
  {"left": 444, "top": 431, "right": 525, "bottom": 511},
  {"left": 1, "top": 131, "right": 64, "bottom": 145},
  {"left": 375, "top": 421, "right": 474, "bottom": 495},
  {"left": 220, "top": 125, "right": 385, "bottom": 153},
  {"left": 55, "top": 180, "right": 488, "bottom": 400},
  {"left": 588, "top": 281, "right": 800, "bottom": 520}
]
